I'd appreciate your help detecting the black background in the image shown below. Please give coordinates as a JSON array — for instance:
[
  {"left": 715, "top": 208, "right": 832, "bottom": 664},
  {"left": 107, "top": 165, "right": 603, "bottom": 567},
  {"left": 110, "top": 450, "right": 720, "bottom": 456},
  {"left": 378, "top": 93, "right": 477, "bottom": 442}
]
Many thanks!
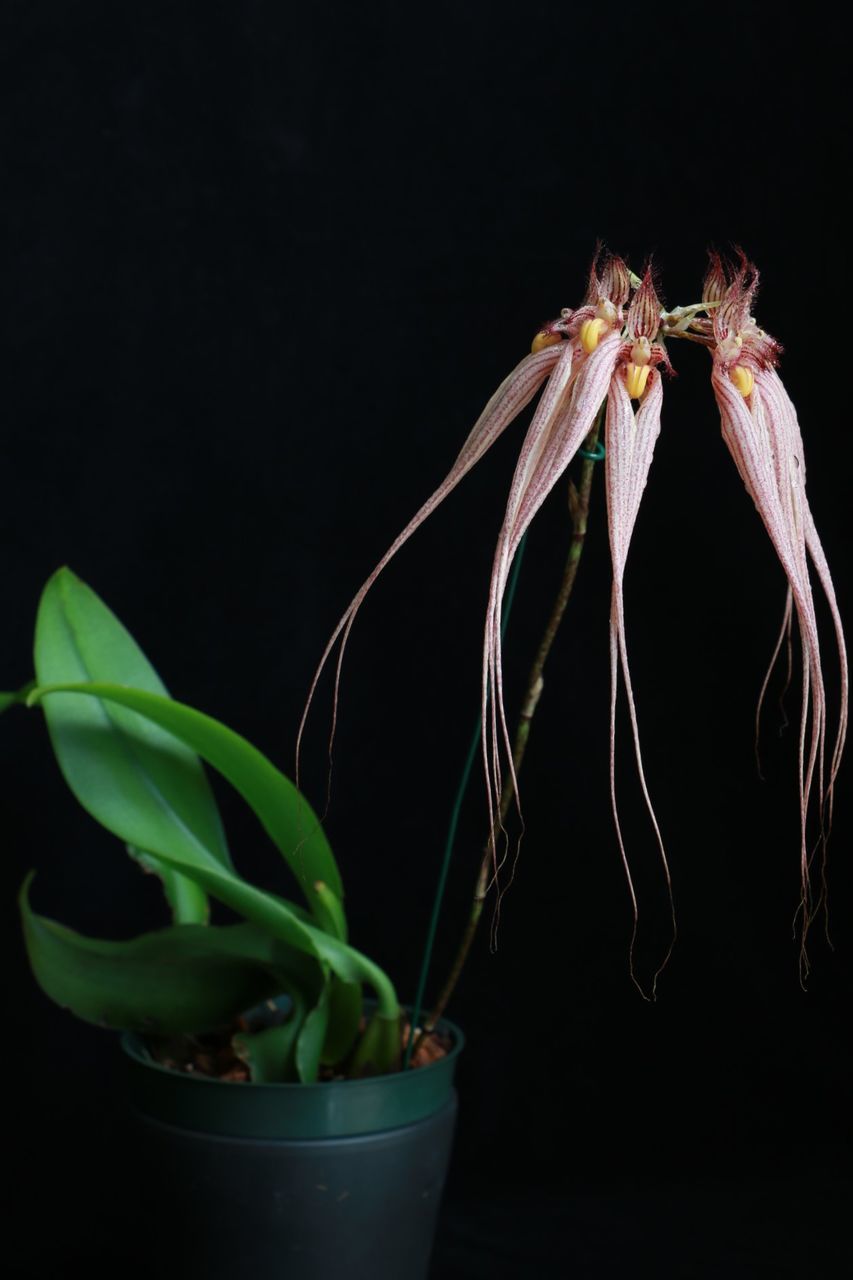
[{"left": 2, "top": 2, "right": 851, "bottom": 1276}]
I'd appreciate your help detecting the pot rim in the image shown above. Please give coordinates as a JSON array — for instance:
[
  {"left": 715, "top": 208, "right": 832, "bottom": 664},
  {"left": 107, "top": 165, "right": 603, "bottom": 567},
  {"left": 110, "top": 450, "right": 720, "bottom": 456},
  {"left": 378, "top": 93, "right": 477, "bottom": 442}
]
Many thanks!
[{"left": 121, "top": 1008, "right": 465, "bottom": 1093}]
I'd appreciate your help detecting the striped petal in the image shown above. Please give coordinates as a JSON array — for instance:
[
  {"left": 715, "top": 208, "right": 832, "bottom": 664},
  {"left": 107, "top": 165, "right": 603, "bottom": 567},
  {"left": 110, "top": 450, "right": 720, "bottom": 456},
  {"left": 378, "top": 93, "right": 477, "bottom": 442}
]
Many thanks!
[
  {"left": 297, "top": 342, "right": 565, "bottom": 779},
  {"left": 481, "top": 332, "right": 622, "bottom": 862},
  {"left": 605, "top": 369, "right": 674, "bottom": 989},
  {"left": 760, "top": 369, "right": 848, "bottom": 807},
  {"left": 711, "top": 361, "right": 834, "bottom": 943}
]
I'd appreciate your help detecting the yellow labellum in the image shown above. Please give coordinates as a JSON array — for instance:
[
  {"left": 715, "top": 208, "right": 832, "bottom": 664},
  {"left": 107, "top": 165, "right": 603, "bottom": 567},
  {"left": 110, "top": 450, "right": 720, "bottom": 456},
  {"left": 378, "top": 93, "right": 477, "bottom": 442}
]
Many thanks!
[
  {"left": 625, "top": 362, "right": 651, "bottom": 400},
  {"left": 530, "top": 330, "right": 564, "bottom": 354},
  {"left": 579, "top": 317, "right": 608, "bottom": 354},
  {"left": 731, "top": 364, "right": 754, "bottom": 398}
]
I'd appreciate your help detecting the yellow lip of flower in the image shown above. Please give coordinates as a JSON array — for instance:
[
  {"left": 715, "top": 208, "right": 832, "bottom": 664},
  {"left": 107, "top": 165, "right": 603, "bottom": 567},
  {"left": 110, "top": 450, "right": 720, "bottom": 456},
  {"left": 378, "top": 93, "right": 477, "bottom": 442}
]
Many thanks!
[
  {"left": 625, "top": 362, "right": 651, "bottom": 400},
  {"left": 730, "top": 364, "right": 754, "bottom": 398},
  {"left": 530, "top": 329, "right": 564, "bottom": 354},
  {"left": 579, "top": 317, "right": 608, "bottom": 354}
]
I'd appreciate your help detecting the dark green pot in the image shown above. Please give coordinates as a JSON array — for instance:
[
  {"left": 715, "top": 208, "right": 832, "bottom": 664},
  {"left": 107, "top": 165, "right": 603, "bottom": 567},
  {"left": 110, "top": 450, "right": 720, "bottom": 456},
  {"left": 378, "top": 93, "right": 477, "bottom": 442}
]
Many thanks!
[{"left": 122, "top": 1014, "right": 463, "bottom": 1280}]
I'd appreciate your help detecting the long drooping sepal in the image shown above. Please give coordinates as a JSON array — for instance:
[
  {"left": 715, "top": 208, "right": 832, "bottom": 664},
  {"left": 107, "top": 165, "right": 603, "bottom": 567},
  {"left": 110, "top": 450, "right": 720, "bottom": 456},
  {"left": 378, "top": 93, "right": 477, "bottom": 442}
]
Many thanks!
[
  {"left": 755, "top": 587, "right": 793, "bottom": 778},
  {"left": 758, "top": 368, "right": 848, "bottom": 815},
  {"left": 481, "top": 333, "right": 622, "bottom": 870},
  {"left": 711, "top": 364, "right": 828, "bottom": 937},
  {"left": 803, "top": 509, "right": 848, "bottom": 819},
  {"left": 604, "top": 370, "right": 674, "bottom": 992},
  {"left": 296, "top": 341, "right": 566, "bottom": 782}
]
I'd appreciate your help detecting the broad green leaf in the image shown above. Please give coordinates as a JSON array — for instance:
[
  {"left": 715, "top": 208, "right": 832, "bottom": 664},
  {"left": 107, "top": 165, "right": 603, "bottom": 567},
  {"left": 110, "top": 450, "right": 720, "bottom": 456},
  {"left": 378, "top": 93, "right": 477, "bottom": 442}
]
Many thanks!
[
  {"left": 128, "top": 845, "right": 209, "bottom": 925},
  {"left": 29, "top": 683, "right": 400, "bottom": 1046},
  {"left": 20, "top": 874, "right": 291, "bottom": 1034},
  {"left": 34, "top": 569, "right": 230, "bottom": 915},
  {"left": 30, "top": 677, "right": 344, "bottom": 920}
]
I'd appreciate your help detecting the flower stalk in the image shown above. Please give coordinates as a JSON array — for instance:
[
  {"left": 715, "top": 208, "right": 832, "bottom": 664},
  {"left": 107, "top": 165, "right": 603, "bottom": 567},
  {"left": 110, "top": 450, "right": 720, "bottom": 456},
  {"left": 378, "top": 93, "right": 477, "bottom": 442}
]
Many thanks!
[{"left": 414, "top": 407, "right": 605, "bottom": 1048}]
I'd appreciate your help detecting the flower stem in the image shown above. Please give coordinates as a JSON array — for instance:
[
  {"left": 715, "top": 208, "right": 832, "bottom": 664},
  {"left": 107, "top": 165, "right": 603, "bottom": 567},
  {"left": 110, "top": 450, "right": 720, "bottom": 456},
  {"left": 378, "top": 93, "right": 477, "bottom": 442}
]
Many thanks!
[{"left": 416, "top": 405, "right": 605, "bottom": 1044}]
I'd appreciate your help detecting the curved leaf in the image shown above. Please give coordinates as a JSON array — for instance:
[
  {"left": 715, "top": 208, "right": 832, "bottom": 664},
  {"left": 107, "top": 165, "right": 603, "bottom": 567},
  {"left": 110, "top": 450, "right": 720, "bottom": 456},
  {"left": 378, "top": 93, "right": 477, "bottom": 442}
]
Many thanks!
[
  {"left": 296, "top": 983, "right": 331, "bottom": 1081},
  {"left": 321, "top": 977, "right": 363, "bottom": 1065},
  {"left": 125, "top": 846, "right": 400, "bottom": 1034},
  {"left": 34, "top": 569, "right": 231, "bottom": 916},
  {"left": 233, "top": 1019, "right": 305, "bottom": 1083},
  {"left": 28, "top": 686, "right": 399, "bottom": 1036},
  {"left": 233, "top": 980, "right": 331, "bottom": 1084},
  {"left": 20, "top": 874, "right": 290, "bottom": 1034},
  {"left": 313, "top": 879, "right": 348, "bottom": 942},
  {"left": 30, "top": 677, "right": 343, "bottom": 919}
]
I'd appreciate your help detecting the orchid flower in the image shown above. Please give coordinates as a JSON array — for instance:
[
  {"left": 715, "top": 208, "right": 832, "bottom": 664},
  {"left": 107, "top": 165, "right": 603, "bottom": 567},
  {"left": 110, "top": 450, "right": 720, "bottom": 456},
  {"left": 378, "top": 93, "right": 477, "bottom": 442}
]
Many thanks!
[
  {"left": 481, "top": 261, "right": 675, "bottom": 967},
  {"left": 300, "top": 251, "right": 676, "bottom": 978},
  {"left": 300, "top": 248, "right": 846, "bottom": 986},
  {"left": 701, "top": 254, "right": 848, "bottom": 957}
]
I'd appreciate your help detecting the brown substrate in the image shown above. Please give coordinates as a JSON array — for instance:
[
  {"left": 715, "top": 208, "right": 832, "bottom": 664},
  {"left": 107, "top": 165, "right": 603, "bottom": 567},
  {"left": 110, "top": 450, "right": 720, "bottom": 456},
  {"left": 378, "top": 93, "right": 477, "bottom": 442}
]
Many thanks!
[{"left": 149, "top": 1013, "right": 451, "bottom": 1083}]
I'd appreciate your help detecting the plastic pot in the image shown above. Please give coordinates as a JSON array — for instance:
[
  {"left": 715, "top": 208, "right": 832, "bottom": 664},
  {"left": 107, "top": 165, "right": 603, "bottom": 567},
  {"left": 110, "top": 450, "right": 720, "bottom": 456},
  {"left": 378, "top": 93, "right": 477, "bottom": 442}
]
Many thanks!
[{"left": 122, "top": 1013, "right": 463, "bottom": 1280}]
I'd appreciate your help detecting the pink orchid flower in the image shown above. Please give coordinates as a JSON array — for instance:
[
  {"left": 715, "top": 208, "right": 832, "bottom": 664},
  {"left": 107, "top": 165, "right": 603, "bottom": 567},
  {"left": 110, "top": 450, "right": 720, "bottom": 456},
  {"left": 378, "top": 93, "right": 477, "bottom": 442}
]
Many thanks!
[
  {"left": 481, "top": 262, "right": 674, "bottom": 959},
  {"left": 300, "top": 252, "right": 675, "bottom": 974},
  {"left": 300, "top": 247, "right": 847, "bottom": 983},
  {"left": 705, "top": 254, "right": 848, "bottom": 958}
]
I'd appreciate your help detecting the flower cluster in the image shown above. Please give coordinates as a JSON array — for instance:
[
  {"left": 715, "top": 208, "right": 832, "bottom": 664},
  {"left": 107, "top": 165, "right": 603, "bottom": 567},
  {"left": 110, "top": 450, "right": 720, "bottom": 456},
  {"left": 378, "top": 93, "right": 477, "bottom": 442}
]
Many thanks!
[{"left": 301, "top": 249, "right": 847, "bottom": 971}]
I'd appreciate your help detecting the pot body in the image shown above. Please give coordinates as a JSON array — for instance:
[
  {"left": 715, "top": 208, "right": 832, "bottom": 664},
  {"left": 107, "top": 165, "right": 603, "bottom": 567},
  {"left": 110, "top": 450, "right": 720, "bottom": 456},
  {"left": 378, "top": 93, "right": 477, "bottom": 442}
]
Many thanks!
[{"left": 123, "top": 1017, "right": 462, "bottom": 1280}]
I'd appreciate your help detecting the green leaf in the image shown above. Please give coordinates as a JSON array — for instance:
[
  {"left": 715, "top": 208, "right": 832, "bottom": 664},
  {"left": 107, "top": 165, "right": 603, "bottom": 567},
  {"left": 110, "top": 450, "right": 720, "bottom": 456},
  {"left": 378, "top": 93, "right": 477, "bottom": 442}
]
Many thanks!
[
  {"left": 127, "top": 845, "right": 399, "bottom": 1026},
  {"left": 0, "top": 693, "right": 14, "bottom": 714},
  {"left": 349, "top": 1012, "right": 403, "bottom": 1077},
  {"left": 34, "top": 569, "right": 230, "bottom": 916},
  {"left": 233, "top": 1019, "right": 304, "bottom": 1083},
  {"left": 321, "top": 977, "right": 363, "bottom": 1066},
  {"left": 20, "top": 873, "right": 291, "bottom": 1034},
  {"left": 233, "top": 980, "right": 331, "bottom": 1084},
  {"left": 28, "top": 682, "right": 399, "bottom": 1029},
  {"left": 313, "top": 879, "right": 348, "bottom": 942},
  {"left": 30, "top": 676, "right": 343, "bottom": 922},
  {"left": 127, "top": 845, "right": 209, "bottom": 925},
  {"left": 295, "top": 982, "right": 331, "bottom": 1081}
]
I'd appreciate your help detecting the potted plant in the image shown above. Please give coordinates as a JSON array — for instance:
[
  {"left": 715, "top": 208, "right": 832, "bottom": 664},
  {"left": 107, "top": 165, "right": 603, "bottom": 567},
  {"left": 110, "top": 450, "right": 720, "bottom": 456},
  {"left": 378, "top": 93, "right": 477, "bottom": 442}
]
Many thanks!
[
  {"left": 7, "top": 249, "right": 846, "bottom": 1279},
  {"left": 6, "top": 565, "right": 462, "bottom": 1279}
]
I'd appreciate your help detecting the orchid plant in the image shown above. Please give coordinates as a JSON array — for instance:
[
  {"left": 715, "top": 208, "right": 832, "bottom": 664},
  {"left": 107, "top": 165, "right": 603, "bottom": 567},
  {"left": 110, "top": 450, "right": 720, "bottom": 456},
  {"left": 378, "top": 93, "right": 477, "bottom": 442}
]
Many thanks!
[
  {"left": 8, "top": 250, "right": 847, "bottom": 1090},
  {"left": 6, "top": 568, "right": 403, "bottom": 1080},
  {"left": 301, "top": 248, "right": 847, "bottom": 1020}
]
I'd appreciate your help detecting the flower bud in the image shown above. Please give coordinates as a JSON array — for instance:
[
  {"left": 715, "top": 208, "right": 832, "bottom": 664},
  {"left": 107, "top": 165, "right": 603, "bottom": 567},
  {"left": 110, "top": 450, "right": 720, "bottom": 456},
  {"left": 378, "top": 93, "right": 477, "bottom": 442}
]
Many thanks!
[
  {"left": 601, "top": 255, "right": 631, "bottom": 307},
  {"left": 703, "top": 253, "right": 728, "bottom": 305}
]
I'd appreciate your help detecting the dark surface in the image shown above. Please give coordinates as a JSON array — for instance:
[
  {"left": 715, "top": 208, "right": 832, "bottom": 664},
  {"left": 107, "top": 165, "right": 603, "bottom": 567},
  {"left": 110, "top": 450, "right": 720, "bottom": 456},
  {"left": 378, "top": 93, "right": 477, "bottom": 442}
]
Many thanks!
[
  {"left": 2, "top": 2, "right": 851, "bottom": 1276},
  {"left": 431, "top": 1179, "right": 851, "bottom": 1278}
]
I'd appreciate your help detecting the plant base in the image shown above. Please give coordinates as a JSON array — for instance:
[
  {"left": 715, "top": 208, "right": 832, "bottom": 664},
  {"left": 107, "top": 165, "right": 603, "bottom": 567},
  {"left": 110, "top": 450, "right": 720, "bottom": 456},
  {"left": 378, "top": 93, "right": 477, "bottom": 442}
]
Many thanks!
[{"left": 122, "top": 1014, "right": 463, "bottom": 1279}]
